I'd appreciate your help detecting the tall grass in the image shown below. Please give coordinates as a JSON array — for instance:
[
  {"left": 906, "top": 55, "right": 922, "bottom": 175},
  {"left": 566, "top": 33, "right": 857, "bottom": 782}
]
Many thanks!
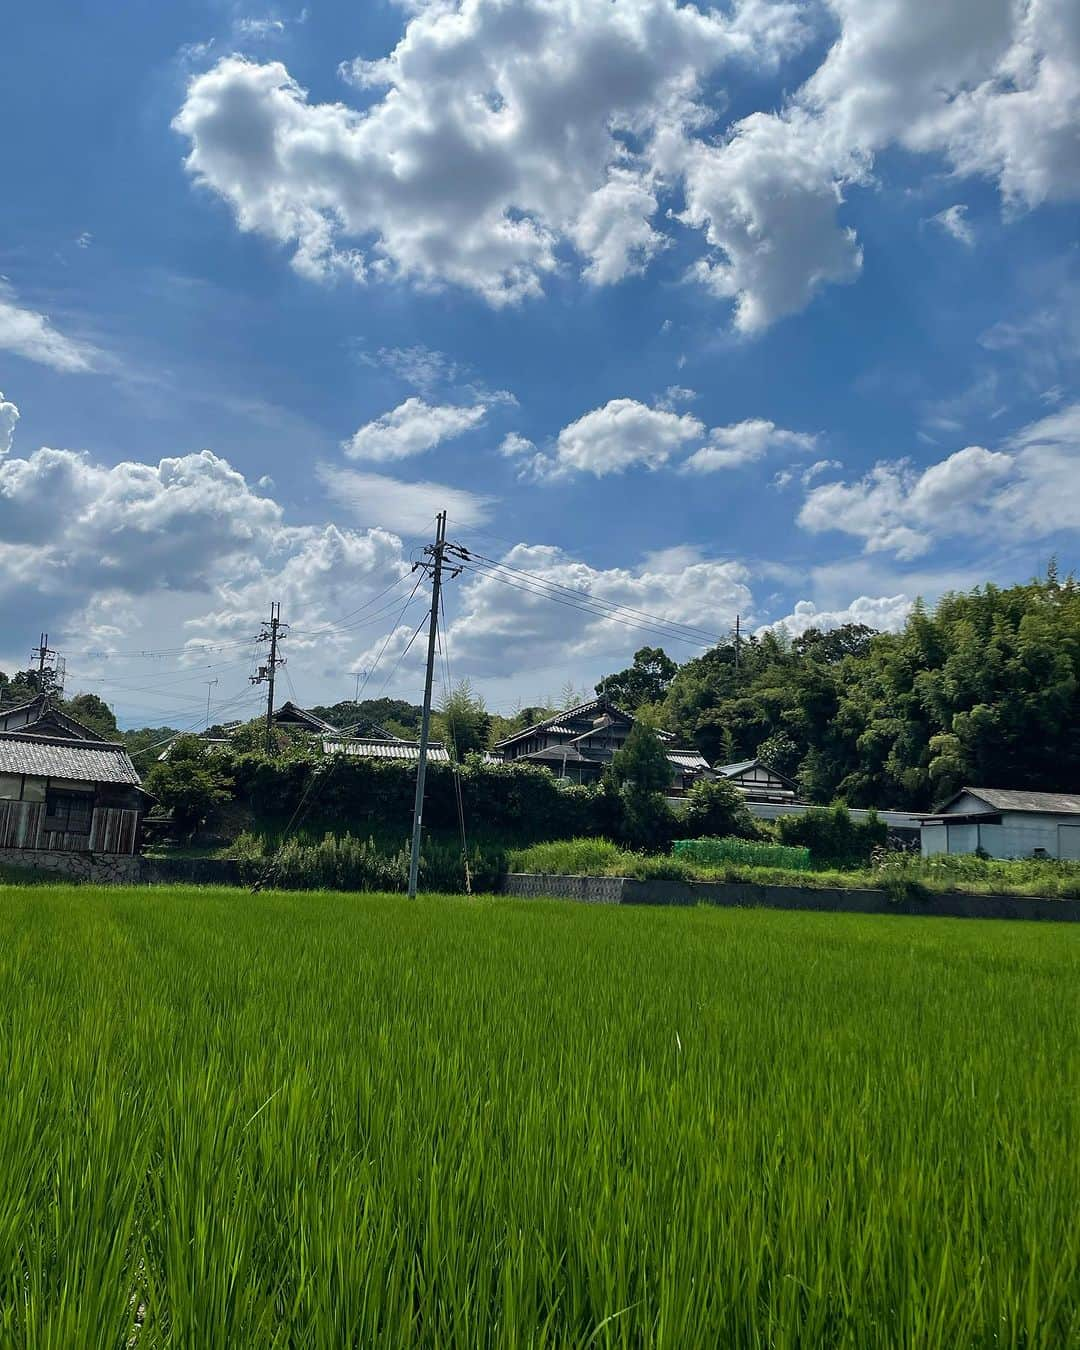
[
  {"left": 0, "top": 885, "right": 1078, "bottom": 1345},
  {"left": 509, "top": 837, "right": 1080, "bottom": 899}
]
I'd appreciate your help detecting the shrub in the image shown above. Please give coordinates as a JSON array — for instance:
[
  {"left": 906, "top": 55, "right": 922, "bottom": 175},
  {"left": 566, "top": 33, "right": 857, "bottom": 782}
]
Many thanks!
[
  {"left": 776, "top": 804, "right": 885, "bottom": 866},
  {"left": 507, "top": 838, "right": 626, "bottom": 875},
  {"left": 680, "top": 778, "right": 759, "bottom": 841}
]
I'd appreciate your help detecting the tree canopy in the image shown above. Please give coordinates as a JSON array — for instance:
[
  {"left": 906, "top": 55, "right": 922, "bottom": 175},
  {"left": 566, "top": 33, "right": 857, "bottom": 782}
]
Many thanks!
[{"left": 648, "top": 570, "right": 1080, "bottom": 809}]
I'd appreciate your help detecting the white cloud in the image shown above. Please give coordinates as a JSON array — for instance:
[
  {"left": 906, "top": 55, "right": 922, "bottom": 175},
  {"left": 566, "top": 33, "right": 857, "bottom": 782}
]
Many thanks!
[
  {"left": 531, "top": 398, "right": 705, "bottom": 479},
  {"left": 931, "top": 204, "right": 975, "bottom": 246},
  {"left": 656, "top": 384, "right": 698, "bottom": 411},
  {"left": 763, "top": 594, "right": 913, "bottom": 638},
  {"left": 0, "top": 394, "right": 18, "bottom": 455},
  {"left": 799, "top": 404, "right": 1080, "bottom": 557},
  {"left": 499, "top": 432, "right": 535, "bottom": 458},
  {"left": 319, "top": 464, "right": 493, "bottom": 533},
  {"left": 173, "top": 0, "right": 1080, "bottom": 330},
  {"left": 683, "top": 417, "right": 817, "bottom": 472},
  {"left": 0, "top": 446, "right": 283, "bottom": 592},
  {"left": 445, "top": 542, "right": 753, "bottom": 675},
  {"left": 0, "top": 284, "right": 97, "bottom": 372},
  {"left": 172, "top": 1, "right": 806, "bottom": 308},
  {"left": 75, "top": 231, "right": 93, "bottom": 249},
  {"left": 359, "top": 344, "right": 462, "bottom": 392},
  {"left": 234, "top": 17, "right": 286, "bottom": 39},
  {"left": 801, "top": 458, "right": 842, "bottom": 485},
  {"left": 184, "top": 523, "right": 410, "bottom": 652},
  {"left": 343, "top": 397, "right": 486, "bottom": 461}
]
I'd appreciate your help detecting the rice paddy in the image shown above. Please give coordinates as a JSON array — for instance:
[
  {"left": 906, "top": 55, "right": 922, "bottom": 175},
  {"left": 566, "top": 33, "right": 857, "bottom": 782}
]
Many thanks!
[{"left": 1, "top": 884, "right": 1078, "bottom": 1347}]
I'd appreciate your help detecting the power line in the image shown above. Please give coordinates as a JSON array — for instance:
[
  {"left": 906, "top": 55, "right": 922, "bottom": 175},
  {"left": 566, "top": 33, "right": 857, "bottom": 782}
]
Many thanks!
[
  {"left": 457, "top": 559, "right": 720, "bottom": 650},
  {"left": 460, "top": 550, "right": 724, "bottom": 646}
]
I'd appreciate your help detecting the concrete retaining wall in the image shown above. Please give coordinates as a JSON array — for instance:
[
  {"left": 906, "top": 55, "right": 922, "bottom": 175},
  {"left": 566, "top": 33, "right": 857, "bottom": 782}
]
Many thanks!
[
  {"left": 503, "top": 873, "right": 1080, "bottom": 922},
  {"left": 0, "top": 846, "right": 143, "bottom": 885}
]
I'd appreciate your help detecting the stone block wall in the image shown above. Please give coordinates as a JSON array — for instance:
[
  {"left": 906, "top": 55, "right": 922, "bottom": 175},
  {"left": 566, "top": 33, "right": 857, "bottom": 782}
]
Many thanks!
[{"left": 0, "top": 847, "right": 143, "bottom": 885}]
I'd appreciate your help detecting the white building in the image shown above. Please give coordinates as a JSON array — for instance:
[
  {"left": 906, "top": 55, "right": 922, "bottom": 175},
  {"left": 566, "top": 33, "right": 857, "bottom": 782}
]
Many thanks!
[{"left": 921, "top": 788, "right": 1080, "bottom": 860}]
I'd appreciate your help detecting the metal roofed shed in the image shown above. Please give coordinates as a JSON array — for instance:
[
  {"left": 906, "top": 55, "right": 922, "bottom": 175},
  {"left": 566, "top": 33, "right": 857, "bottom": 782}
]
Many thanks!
[
  {"left": 921, "top": 787, "right": 1080, "bottom": 861},
  {"left": 324, "top": 737, "right": 451, "bottom": 763}
]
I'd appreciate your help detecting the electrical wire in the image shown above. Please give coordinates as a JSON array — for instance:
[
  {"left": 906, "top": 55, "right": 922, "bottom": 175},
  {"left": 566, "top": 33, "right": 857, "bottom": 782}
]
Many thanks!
[
  {"left": 459, "top": 550, "right": 723, "bottom": 646},
  {"left": 457, "top": 559, "right": 719, "bottom": 650}
]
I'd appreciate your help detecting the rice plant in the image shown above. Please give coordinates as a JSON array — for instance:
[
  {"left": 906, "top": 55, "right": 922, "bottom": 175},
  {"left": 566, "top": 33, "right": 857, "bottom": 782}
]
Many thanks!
[{"left": 0, "top": 884, "right": 1078, "bottom": 1347}]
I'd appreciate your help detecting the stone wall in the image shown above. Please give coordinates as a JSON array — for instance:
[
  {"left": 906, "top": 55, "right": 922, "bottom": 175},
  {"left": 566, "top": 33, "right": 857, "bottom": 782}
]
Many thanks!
[
  {"left": 503, "top": 873, "right": 1080, "bottom": 922},
  {"left": 0, "top": 847, "right": 143, "bottom": 885}
]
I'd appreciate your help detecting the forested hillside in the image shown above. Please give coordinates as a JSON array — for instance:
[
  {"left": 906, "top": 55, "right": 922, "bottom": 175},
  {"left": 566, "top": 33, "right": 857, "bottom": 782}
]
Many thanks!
[{"left": 633, "top": 570, "right": 1080, "bottom": 809}]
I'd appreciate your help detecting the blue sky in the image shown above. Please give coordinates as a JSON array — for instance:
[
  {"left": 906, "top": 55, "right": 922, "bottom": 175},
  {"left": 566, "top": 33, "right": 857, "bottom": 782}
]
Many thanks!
[{"left": 1, "top": 0, "right": 1078, "bottom": 727}]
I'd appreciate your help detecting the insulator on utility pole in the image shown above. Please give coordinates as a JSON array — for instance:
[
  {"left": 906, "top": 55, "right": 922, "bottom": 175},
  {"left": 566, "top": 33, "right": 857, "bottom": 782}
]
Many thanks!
[{"left": 250, "top": 602, "right": 287, "bottom": 755}]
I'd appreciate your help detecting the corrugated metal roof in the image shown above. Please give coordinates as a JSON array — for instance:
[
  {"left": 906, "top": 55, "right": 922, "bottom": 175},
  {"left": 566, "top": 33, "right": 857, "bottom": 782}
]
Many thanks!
[
  {"left": 0, "top": 732, "right": 141, "bottom": 785},
  {"left": 324, "top": 738, "right": 451, "bottom": 762},
  {"left": 667, "top": 750, "right": 711, "bottom": 770},
  {"left": 951, "top": 787, "right": 1080, "bottom": 816}
]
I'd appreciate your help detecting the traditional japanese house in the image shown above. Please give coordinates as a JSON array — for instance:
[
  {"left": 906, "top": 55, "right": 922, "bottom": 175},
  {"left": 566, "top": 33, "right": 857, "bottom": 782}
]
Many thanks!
[
  {"left": 0, "top": 730, "right": 147, "bottom": 854},
  {"left": 715, "top": 758, "right": 798, "bottom": 803},
  {"left": 494, "top": 697, "right": 711, "bottom": 788}
]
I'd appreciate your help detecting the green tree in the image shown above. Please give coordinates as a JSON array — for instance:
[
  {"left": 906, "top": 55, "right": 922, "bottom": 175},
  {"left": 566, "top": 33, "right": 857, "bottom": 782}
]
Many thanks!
[
  {"left": 145, "top": 736, "right": 233, "bottom": 836},
  {"left": 609, "top": 723, "right": 672, "bottom": 795},
  {"left": 595, "top": 647, "right": 678, "bottom": 711},
  {"left": 680, "top": 777, "right": 757, "bottom": 840},
  {"left": 433, "top": 680, "right": 491, "bottom": 759},
  {"left": 62, "top": 692, "right": 118, "bottom": 739}
]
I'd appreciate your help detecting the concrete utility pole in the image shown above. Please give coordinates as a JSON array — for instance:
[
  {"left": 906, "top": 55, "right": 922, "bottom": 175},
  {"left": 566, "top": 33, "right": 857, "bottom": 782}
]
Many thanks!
[
  {"left": 733, "top": 613, "right": 741, "bottom": 674},
  {"left": 408, "top": 512, "right": 447, "bottom": 900},
  {"left": 29, "top": 633, "right": 64, "bottom": 698},
  {"left": 250, "top": 602, "right": 287, "bottom": 755}
]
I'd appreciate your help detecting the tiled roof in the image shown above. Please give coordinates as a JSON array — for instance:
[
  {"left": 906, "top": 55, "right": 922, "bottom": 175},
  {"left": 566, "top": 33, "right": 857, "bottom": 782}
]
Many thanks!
[
  {"left": 717, "top": 758, "right": 758, "bottom": 777},
  {"left": 0, "top": 732, "right": 141, "bottom": 785},
  {"left": 494, "top": 697, "right": 675, "bottom": 748},
  {"left": 953, "top": 787, "right": 1080, "bottom": 816}
]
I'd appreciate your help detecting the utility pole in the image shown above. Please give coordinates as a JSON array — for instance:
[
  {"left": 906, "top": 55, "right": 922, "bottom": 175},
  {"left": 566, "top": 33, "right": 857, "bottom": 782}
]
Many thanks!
[
  {"left": 250, "top": 602, "right": 287, "bottom": 755},
  {"left": 408, "top": 512, "right": 448, "bottom": 899},
  {"left": 733, "top": 613, "right": 741, "bottom": 675},
  {"left": 205, "top": 678, "right": 219, "bottom": 730},
  {"left": 29, "top": 633, "right": 63, "bottom": 698}
]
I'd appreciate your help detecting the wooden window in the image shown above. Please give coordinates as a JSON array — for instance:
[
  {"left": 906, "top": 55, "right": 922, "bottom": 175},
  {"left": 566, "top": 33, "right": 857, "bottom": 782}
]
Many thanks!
[
  {"left": 44, "top": 790, "right": 94, "bottom": 835},
  {"left": 0, "top": 774, "right": 21, "bottom": 800}
]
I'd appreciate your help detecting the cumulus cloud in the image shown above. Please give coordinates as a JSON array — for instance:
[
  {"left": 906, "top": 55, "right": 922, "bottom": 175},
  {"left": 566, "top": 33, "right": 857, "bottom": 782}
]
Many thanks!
[
  {"left": 172, "top": 0, "right": 806, "bottom": 309},
  {"left": 0, "top": 393, "right": 18, "bottom": 455},
  {"left": 445, "top": 542, "right": 753, "bottom": 675},
  {"left": 0, "top": 427, "right": 422, "bottom": 695},
  {"left": 682, "top": 417, "right": 817, "bottom": 472},
  {"left": 172, "top": 0, "right": 1080, "bottom": 330},
  {"left": 525, "top": 398, "right": 705, "bottom": 479},
  {"left": 0, "top": 284, "right": 97, "bottom": 372},
  {"left": 799, "top": 403, "right": 1080, "bottom": 557},
  {"left": 931, "top": 204, "right": 975, "bottom": 246},
  {"left": 343, "top": 397, "right": 487, "bottom": 461},
  {"left": 184, "top": 523, "right": 411, "bottom": 651},
  {"left": 319, "top": 464, "right": 493, "bottom": 532},
  {"left": 0, "top": 446, "right": 283, "bottom": 591},
  {"left": 762, "top": 593, "right": 913, "bottom": 638}
]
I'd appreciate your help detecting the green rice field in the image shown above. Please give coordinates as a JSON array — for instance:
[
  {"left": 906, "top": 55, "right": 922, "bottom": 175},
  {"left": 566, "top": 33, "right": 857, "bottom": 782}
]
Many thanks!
[{"left": 1, "top": 885, "right": 1078, "bottom": 1347}]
